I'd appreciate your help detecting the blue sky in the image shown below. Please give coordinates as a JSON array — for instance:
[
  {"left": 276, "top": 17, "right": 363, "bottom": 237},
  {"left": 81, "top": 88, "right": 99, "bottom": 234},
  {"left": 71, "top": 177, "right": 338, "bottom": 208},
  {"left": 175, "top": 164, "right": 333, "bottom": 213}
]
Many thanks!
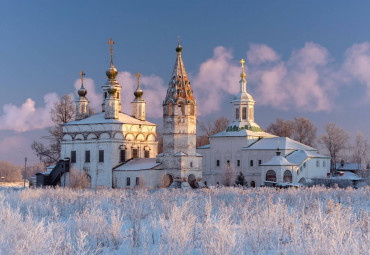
[{"left": 0, "top": 1, "right": 370, "bottom": 164}]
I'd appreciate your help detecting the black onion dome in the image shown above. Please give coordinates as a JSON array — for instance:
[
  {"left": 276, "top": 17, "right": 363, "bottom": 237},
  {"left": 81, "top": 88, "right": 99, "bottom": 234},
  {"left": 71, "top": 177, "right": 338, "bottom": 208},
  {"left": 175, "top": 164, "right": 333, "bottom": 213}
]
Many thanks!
[
  {"left": 176, "top": 44, "right": 183, "bottom": 52},
  {"left": 78, "top": 85, "right": 87, "bottom": 97},
  {"left": 134, "top": 89, "right": 143, "bottom": 98}
]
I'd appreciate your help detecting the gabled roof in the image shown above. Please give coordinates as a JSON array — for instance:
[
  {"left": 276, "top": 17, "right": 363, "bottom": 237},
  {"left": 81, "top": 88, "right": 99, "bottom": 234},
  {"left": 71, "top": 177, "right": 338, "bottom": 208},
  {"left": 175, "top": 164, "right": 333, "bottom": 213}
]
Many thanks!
[
  {"left": 113, "top": 158, "right": 161, "bottom": 171},
  {"left": 260, "top": 156, "right": 296, "bottom": 166},
  {"left": 286, "top": 150, "right": 330, "bottom": 165},
  {"left": 64, "top": 112, "right": 156, "bottom": 126},
  {"left": 243, "top": 137, "right": 316, "bottom": 151}
]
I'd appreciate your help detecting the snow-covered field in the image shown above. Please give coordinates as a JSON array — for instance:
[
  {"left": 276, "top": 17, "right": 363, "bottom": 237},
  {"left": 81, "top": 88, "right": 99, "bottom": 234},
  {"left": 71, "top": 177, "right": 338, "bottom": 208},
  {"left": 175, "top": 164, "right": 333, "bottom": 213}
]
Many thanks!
[{"left": 0, "top": 186, "right": 369, "bottom": 255}]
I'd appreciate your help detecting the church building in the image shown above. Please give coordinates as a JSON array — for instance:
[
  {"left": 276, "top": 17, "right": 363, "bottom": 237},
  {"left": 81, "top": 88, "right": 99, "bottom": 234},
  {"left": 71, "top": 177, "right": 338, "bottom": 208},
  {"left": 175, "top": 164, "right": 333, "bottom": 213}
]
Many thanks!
[{"left": 196, "top": 60, "right": 330, "bottom": 187}]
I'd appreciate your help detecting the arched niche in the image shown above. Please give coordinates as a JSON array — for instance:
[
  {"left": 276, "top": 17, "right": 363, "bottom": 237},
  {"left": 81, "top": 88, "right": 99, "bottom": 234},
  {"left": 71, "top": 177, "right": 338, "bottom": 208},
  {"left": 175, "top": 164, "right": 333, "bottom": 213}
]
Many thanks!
[
  {"left": 147, "top": 134, "right": 156, "bottom": 141},
  {"left": 62, "top": 134, "right": 72, "bottom": 141},
  {"left": 136, "top": 134, "right": 145, "bottom": 141},
  {"left": 125, "top": 133, "right": 135, "bottom": 141},
  {"left": 99, "top": 133, "right": 110, "bottom": 140},
  {"left": 75, "top": 134, "right": 84, "bottom": 140},
  {"left": 114, "top": 133, "right": 124, "bottom": 139},
  {"left": 87, "top": 133, "right": 97, "bottom": 140}
]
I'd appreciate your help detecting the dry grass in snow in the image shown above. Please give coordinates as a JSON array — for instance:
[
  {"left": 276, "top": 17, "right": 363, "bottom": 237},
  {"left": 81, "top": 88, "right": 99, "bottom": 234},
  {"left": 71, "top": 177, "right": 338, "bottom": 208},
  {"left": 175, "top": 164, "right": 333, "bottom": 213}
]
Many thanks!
[{"left": 0, "top": 186, "right": 369, "bottom": 254}]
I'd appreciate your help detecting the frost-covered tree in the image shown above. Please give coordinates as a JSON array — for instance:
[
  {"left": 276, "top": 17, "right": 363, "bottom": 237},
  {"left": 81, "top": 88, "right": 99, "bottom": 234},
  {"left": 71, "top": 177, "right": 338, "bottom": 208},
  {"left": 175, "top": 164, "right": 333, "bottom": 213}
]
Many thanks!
[{"left": 31, "top": 95, "right": 75, "bottom": 166}]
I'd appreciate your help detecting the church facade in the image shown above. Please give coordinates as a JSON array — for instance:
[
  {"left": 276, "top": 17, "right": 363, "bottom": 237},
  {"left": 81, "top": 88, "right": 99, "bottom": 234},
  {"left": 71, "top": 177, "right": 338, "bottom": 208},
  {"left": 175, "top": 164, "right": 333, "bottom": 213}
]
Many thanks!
[
  {"left": 196, "top": 60, "right": 330, "bottom": 187},
  {"left": 59, "top": 39, "right": 201, "bottom": 189}
]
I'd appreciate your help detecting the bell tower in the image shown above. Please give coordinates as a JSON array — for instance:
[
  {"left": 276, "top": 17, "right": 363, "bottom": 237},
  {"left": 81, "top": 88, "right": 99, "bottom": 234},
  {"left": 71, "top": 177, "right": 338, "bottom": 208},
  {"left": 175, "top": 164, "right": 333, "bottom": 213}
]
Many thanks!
[
  {"left": 157, "top": 41, "right": 202, "bottom": 188},
  {"left": 227, "top": 59, "right": 261, "bottom": 132}
]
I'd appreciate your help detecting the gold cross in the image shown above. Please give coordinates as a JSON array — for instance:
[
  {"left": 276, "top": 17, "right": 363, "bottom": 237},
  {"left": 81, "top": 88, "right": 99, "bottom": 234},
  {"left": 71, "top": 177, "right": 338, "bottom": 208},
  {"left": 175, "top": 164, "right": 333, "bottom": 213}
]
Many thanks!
[
  {"left": 108, "top": 38, "right": 115, "bottom": 64},
  {"left": 177, "top": 36, "right": 180, "bottom": 45},
  {"left": 136, "top": 72, "right": 141, "bottom": 88},
  {"left": 79, "top": 70, "right": 85, "bottom": 84},
  {"left": 240, "top": 58, "right": 245, "bottom": 68}
]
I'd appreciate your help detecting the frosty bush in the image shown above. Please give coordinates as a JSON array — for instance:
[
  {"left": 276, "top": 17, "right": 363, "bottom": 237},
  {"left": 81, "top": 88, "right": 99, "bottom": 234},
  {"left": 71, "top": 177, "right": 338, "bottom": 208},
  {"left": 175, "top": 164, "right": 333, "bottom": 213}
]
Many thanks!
[{"left": 0, "top": 186, "right": 369, "bottom": 254}]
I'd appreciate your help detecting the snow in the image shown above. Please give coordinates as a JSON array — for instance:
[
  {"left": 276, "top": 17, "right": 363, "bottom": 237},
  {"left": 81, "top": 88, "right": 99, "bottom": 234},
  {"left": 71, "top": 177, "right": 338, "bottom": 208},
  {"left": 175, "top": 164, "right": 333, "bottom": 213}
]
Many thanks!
[
  {"left": 64, "top": 112, "right": 156, "bottom": 126},
  {"left": 211, "top": 129, "right": 273, "bottom": 138},
  {"left": 331, "top": 171, "right": 363, "bottom": 181},
  {"left": 260, "top": 155, "right": 296, "bottom": 166},
  {"left": 335, "top": 162, "right": 362, "bottom": 171},
  {"left": 114, "top": 158, "right": 161, "bottom": 171},
  {"left": 0, "top": 186, "right": 369, "bottom": 254},
  {"left": 197, "top": 144, "right": 210, "bottom": 149},
  {"left": 174, "top": 152, "right": 187, "bottom": 156},
  {"left": 244, "top": 137, "right": 316, "bottom": 151},
  {"left": 286, "top": 150, "right": 330, "bottom": 165}
]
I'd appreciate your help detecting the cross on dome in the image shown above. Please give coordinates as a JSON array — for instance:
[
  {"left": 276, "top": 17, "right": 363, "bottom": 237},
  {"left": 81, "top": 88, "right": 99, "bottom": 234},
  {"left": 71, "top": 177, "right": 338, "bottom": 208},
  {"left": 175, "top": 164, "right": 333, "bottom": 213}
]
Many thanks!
[
  {"left": 136, "top": 72, "right": 141, "bottom": 89},
  {"left": 240, "top": 59, "right": 246, "bottom": 79},
  {"left": 79, "top": 70, "right": 85, "bottom": 85},
  {"left": 108, "top": 38, "right": 115, "bottom": 65}
]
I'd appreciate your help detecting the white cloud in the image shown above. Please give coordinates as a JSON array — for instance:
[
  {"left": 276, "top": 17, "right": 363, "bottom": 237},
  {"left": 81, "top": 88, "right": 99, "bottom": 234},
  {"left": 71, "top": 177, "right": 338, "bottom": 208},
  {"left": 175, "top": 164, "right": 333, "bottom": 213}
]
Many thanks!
[
  {"left": 247, "top": 44, "right": 280, "bottom": 64},
  {"left": 0, "top": 93, "right": 59, "bottom": 132}
]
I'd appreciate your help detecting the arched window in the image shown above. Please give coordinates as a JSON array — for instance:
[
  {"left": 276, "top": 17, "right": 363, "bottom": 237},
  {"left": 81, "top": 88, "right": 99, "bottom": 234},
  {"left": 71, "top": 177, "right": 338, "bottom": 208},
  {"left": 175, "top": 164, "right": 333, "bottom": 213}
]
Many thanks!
[
  {"left": 168, "top": 102, "right": 172, "bottom": 115},
  {"left": 266, "top": 170, "right": 277, "bottom": 182},
  {"left": 283, "top": 170, "right": 292, "bottom": 183},
  {"left": 251, "top": 181, "right": 256, "bottom": 188}
]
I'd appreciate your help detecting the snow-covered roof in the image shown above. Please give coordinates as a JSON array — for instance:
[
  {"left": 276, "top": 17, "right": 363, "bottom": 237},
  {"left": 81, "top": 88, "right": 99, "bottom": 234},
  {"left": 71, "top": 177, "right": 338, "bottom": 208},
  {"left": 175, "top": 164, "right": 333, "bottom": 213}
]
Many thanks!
[
  {"left": 260, "top": 155, "right": 297, "bottom": 166},
  {"left": 331, "top": 171, "right": 363, "bottom": 181},
  {"left": 175, "top": 152, "right": 187, "bottom": 156},
  {"left": 113, "top": 158, "right": 161, "bottom": 171},
  {"left": 64, "top": 112, "right": 156, "bottom": 126},
  {"left": 286, "top": 150, "right": 330, "bottom": 165},
  {"left": 335, "top": 162, "right": 361, "bottom": 171},
  {"left": 211, "top": 129, "right": 274, "bottom": 138},
  {"left": 197, "top": 144, "right": 210, "bottom": 149},
  {"left": 243, "top": 137, "right": 316, "bottom": 151}
]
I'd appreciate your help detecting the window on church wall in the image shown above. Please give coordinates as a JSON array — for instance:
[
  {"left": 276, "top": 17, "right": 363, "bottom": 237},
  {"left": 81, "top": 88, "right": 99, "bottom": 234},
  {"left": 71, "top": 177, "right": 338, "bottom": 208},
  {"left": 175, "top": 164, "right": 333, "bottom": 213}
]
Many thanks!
[
  {"left": 258, "top": 160, "right": 262, "bottom": 166},
  {"left": 283, "top": 170, "right": 292, "bottom": 183},
  {"left": 316, "top": 160, "right": 319, "bottom": 167},
  {"left": 136, "top": 177, "right": 140, "bottom": 186},
  {"left": 323, "top": 161, "right": 326, "bottom": 167},
  {"left": 235, "top": 108, "right": 239, "bottom": 120},
  {"left": 117, "top": 92, "right": 119, "bottom": 99},
  {"left": 249, "top": 108, "right": 253, "bottom": 120},
  {"left": 266, "top": 170, "right": 277, "bottom": 182},
  {"left": 71, "top": 151, "right": 76, "bottom": 163},
  {"left": 104, "top": 92, "right": 107, "bottom": 99},
  {"left": 250, "top": 160, "right": 254, "bottom": 167},
  {"left": 237, "top": 160, "right": 240, "bottom": 167},
  {"left": 242, "top": 107, "right": 246, "bottom": 120},
  {"left": 251, "top": 181, "right": 256, "bottom": 187},
  {"left": 126, "top": 177, "right": 130, "bottom": 186},
  {"left": 133, "top": 149, "right": 138, "bottom": 158},
  {"left": 85, "top": 151, "right": 90, "bottom": 163},
  {"left": 216, "top": 160, "right": 220, "bottom": 167},
  {"left": 120, "top": 150, "right": 126, "bottom": 162},
  {"left": 168, "top": 102, "right": 172, "bottom": 116},
  {"left": 144, "top": 150, "right": 150, "bottom": 158},
  {"left": 99, "top": 150, "right": 104, "bottom": 162}
]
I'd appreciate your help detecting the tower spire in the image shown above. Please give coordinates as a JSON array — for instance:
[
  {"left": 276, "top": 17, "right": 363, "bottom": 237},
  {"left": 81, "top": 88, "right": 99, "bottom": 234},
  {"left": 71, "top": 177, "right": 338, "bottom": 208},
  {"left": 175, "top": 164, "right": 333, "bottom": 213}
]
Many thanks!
[
  {"left": 78, "top": 70, "right": 87, "bottom": 97},
  {"left": 240, "top": 58, "right": 246, "bottom": 80},
  {"left": 134, "top": 72, "right": 143, "bottom": 99}
]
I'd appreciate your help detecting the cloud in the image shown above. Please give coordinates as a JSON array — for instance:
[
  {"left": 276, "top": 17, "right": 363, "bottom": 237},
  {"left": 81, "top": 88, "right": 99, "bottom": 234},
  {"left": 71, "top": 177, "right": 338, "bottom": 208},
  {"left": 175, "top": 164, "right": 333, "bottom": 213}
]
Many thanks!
[
  {"left": 342, "top": 42, "right": 370, "bottom": 99},
  {"left": 247, "top": 44, "right": 280, "bottom": 64},
  {"left": 192, "top": 46, "right": 240, "bottom": 115},
  {"left": 0, "top": 93, "right": 59, "bottom": 132},
  {"left": 248, "top": 42, "right": 336, "bottom": 112}
]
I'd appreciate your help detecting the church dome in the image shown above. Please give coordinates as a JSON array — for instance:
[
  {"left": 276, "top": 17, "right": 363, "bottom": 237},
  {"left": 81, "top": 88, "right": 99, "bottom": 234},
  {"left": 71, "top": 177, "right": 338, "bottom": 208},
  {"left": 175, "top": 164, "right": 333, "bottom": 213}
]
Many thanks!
[
  {"left": 134, "top": 88, "right": 143, "bottom": 98},
  {"left": 106, "top": 65, "right": 118, "bottom": 79},
  {"left": 78, "top": 85, "right": 87, "bottom": 97}
]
